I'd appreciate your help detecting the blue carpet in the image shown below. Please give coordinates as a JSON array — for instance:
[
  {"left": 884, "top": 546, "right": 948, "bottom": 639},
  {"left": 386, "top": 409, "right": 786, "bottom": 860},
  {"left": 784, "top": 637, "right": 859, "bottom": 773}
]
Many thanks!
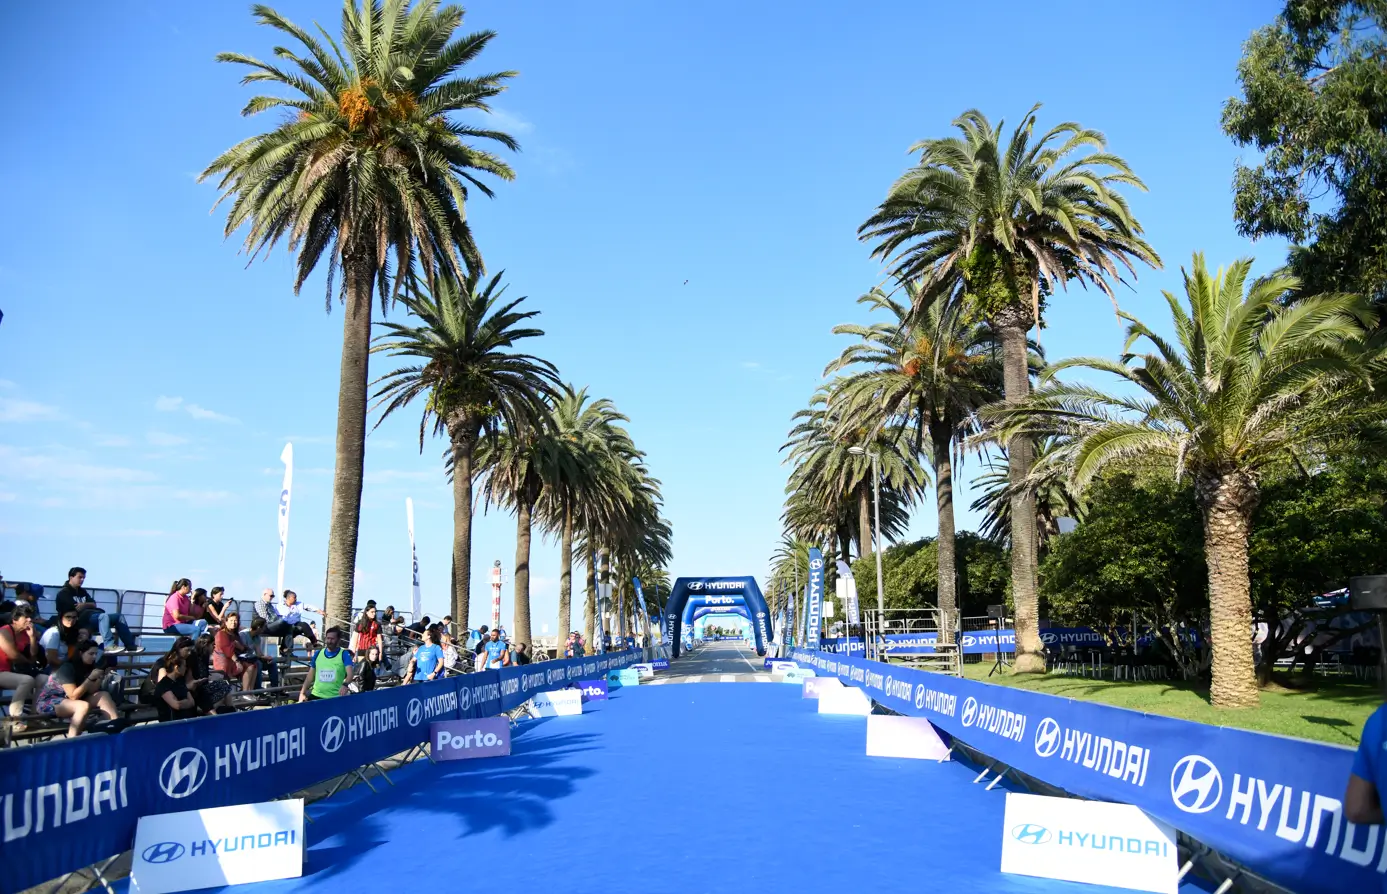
[{"left": 124, "top": 683, "right": 1212, "bottom": 894}]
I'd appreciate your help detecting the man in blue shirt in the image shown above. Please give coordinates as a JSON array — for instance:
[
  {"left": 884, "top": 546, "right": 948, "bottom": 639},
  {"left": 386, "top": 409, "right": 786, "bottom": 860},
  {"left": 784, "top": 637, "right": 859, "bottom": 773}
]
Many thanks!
[
  {"left": 482, "top": 627, "right": 510, "bottom": 669},
  {"left": 407, "top": 628, "right": 446, "bottom": 683},
  {"left": 1347, "top": 703, "right": 1386, "bottom": 831}
]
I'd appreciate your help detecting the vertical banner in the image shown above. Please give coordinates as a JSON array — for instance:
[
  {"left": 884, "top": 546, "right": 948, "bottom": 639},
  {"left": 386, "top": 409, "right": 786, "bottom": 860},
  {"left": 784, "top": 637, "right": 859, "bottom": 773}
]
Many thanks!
[
  {"left": 406, "top": 498, "right": 422, "bottom": 621},
  {"left": 836, "top": 559, "right": 860, "bottom": 625},
  {"left": 785, "top": 589, "right": 796, "bottom": 647},
  {"left": 632, "top": 577, "right": 652, "bottom": 647},
  {"left": 596, "top": 572, "right": 608, "bottom": 654},
  {"left": 276, "top": 443, "right": 293, "bottom": 596},
  {"left": 806, "top": 547, "right": 824, "bottom": 649}
]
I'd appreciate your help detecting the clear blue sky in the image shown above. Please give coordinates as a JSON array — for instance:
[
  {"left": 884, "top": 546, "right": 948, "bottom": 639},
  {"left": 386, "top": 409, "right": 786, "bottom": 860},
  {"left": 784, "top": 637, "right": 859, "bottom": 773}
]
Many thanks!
[{"left": 0, "top": 1, "right": 1287, "bottom": 631}]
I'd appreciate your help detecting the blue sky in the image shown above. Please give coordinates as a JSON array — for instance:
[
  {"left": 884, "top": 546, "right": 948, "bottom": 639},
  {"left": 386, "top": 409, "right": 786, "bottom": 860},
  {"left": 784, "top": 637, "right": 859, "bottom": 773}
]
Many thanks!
[{"left": 0, "top": 1, "right": 1287, "bottom": 630}]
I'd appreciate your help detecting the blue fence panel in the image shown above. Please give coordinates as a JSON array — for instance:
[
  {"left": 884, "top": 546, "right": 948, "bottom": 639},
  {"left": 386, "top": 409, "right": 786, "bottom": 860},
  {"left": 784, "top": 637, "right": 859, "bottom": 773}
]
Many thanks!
[
  {"left": 787, "top": 648, "right": 1374, "bottom": 894},
  {"left": 0, "top": 650, "right": 641, "bottom": 894}
]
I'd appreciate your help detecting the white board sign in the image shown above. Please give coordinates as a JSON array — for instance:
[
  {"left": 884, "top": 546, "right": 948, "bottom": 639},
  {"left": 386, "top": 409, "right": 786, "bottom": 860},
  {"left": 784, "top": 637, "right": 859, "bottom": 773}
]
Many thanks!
[
  {"left": 817, "top": 685, "right": 871, "bottom": 716},
  {"left": 822, "top": 600, "right": 835, "bottom": 619},
  {"left": 132, "top": 799, "right": 304, "bottom": 894},
  {"left": 530, "top": 689, "right": 583, "bottom": 717},
  {"left": 1000, "top": 792, "right": 1178, "bottom": 894},
  {"left": 865, "top": 714, "right": 951, "bottom": 761},
  {"left": 769, "top": 661, "right": 798, "bottom": 675}
]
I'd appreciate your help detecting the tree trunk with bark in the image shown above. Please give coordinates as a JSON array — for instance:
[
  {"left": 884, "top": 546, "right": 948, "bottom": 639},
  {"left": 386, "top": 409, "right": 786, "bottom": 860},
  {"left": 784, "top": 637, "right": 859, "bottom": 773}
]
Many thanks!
[
  {"left": 931, "top": 420, "right": 958, "bottom": 645},
  {"left": 1198, "top": 471, "right": 1261, "bottom": 708},
  {"left": 512, "top": 498, "right": 533, "bottom": 647},
  {"left": 558, "top": 506, "right": 573, "bottom": 642},
  {"left": 599, "top": 550, "right": 612, "bottom": 645},
  {"left": 322, "top": 257, "right": 374, "bottom": 625},
  {"left": 583, "top": 550, "right": 597, "bottom": 651},
  {"left": 997, "top": 305, "right": 1044, "bottom": 673},
  {"left": 857, "top": 483, "right": 872, "bottom": 564},
  {"left": 448, "top": 424, "right": 478, "bottom": 631}
]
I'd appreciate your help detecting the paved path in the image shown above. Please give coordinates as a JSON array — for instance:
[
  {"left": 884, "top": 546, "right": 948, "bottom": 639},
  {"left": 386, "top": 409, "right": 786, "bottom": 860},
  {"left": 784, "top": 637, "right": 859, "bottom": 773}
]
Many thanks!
[{"left": 646, "top": 640, "right": 777, "bottom": 684}]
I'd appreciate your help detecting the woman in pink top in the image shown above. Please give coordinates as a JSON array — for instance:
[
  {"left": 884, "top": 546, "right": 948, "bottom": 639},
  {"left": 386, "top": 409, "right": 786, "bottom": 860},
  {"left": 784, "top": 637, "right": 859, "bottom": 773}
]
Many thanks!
[{"left": 163, "top": 578, "right": 208, "bottom": 638}]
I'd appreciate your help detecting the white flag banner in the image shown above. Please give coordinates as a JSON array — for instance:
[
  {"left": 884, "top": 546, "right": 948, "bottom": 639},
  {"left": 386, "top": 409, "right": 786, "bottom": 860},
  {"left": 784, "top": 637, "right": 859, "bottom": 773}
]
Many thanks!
[
  {"left": 406, "top": 498, "right": 421, "bottom": 621},
  {"left": 276, "top": 443, "right": 293, "bottom": 596},
  {"left": 836, "top": 559, "right": 860, "bottom": 625}
]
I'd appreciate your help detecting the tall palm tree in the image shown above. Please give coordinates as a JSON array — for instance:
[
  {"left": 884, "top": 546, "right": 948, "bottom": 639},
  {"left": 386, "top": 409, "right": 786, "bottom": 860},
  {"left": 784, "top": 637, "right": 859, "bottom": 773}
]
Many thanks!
[
  {"left": 828, "top": 283, "right": 1004, "bottom": 640},
  {"left": 969, "top": 437, "right": 1082, "bottom": 550},
  {"left": 859, "top": 106, "right": 1160, "bottom": 672},
  {"left": 372, "top": 272, "right": 559, "bottom": 629},
  {"left": 203, "top": 0, "right": 517, "bottom": 622},
  {"left": 991, "top": 254, "right": 1379, "bottom": 706}
]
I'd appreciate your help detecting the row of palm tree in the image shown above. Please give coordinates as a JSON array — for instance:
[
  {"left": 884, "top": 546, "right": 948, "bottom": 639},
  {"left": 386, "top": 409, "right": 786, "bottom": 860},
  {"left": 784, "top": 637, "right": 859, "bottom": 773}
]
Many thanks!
[
  {"left": 779, "top": 105, "right": 1386, "bottom": 707},
  {"left": 204, "top": 0, "right": 669, "bottom": 641}
]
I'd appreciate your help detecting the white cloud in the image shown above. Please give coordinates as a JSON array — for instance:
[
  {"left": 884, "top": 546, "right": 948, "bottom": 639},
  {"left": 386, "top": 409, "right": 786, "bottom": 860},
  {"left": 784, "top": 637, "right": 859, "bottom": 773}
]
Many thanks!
[
  {"left": 487, "top": 106, "right": 535, "bottom": 135},
  {"left": 0, "top": 444, "right": 157, "bottom": 484},
  {"left": 146, "top": 431, "right": 190, "bottom": 447},
  {"left": 0, "top": 379, "right": 16, "bottom": 390},
  {"left": 96, "top": 434, "right": 133, "bottom": 448},
  {"left": 156, "top": 395, "right": 238, "bottom": 423},
  {"left": 741, "top": 361, "right": 761, "bottom": 369},
  {"left": 155, "top": 396, "right": 184, "bottom": 412},
  {"left": 0, "top": 397, "right": 64, "bottom": 422}
]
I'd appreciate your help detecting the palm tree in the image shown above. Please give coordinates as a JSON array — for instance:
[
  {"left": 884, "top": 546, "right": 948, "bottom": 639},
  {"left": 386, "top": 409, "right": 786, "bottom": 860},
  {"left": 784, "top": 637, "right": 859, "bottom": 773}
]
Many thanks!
[
  {"left": 372, "top": 272, "right": 559, "bottom": 629},
  {"left": 859, "top": 106, "right": 1159, "bottom": 672},
  {"left": 203, "top": 1, "right": 517, "bottom": 622},
  {"left": 969, "top": 437, "right": 1082, "bottom": 550},
  {"left": 991, "top": 254, "right": 1379, "bottom": 706},
  {"left": 828, "top": 283, "right": 1004, "bottom": 640}
]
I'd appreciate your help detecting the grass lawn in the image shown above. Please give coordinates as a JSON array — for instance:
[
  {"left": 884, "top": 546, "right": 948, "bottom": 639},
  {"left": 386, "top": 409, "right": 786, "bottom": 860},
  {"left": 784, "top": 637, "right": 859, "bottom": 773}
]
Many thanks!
[{"left": 960, "top": 661, "right": 1379, "bottom": 747}]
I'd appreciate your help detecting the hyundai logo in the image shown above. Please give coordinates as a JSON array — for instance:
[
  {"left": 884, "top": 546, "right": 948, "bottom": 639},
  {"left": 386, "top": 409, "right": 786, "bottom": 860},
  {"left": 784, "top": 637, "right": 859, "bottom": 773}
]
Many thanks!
[
  {"left": 961, "top": 697, "right": 979, "bottom": 727},
  {"left": 320, "top": 716, "right": 345, "bottom": 753},
  {"left": 142, "top": 841, "right": 185, "bottom": 864},
  {"left": 1170, "top": 755, "right": 1223, "bottom": 814},
  {"left": 159, "top": 747, "right": 208, "bottom": 799},
  {"left": 913, "top": 684, "right": 926, "bottom": 709},
  {"left": 1011, "top": 823, "right": 1052, "bottom": 845},
  {"left": 458, "top": 686, "right": 470, "bottom": 711},
  {"left": 407, "top": 698, "right": 423, "bottom": 727},
  {"left": 1034, "top": 718, "right": 1061, "bottom": 758},
  {"left": 809, "top": 558, "right": 823, "bottom": 570}
]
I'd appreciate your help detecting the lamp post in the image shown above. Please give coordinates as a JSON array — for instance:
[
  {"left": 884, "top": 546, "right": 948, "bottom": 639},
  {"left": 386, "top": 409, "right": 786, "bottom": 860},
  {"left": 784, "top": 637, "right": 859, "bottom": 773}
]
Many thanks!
[{"left": 848, "top": 446, "right": 885, "bottom": 621}]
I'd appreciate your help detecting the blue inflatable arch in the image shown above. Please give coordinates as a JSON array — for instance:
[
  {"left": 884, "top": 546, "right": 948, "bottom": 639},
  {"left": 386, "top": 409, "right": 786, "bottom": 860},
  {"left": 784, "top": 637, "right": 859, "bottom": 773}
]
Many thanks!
[{"left": 664, "top": 577, "right": 772, "bottom": 657}]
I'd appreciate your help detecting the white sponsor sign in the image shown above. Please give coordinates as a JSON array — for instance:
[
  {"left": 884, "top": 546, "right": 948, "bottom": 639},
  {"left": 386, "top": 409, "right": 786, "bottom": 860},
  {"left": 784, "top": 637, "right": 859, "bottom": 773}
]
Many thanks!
[
  {"left": 866, "top": 715, "right": 951, "bottom": 761},
  {"left": 817, "top": 685, "right": 871, "bottom": 716},
  {"left": 822, "top": 600, "right": 835, "bottom": 619},
  {"left": 769, "top": 661, "right": 798, "bottom": 675},
  {"left": 132, "top": 799, "right": 304, "bottom": 894},
  {"left": 630, "top": 663, "right": 655, "bottom": 679},
  {"left": 1000, "top": 792, "right": 1178, "bottom": 894},
  {"left": 529, "top": 689, "right": 583, "bottom": 717}
]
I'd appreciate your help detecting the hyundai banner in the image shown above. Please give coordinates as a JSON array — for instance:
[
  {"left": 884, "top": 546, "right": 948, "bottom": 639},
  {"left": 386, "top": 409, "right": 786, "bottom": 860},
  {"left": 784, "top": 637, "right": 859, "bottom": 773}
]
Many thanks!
[
  {"left": 805, "top": 548, "right": 824, "bottom": 650},
  {"left": 131, "top": 799, "right": 304, "bottom": 894},
  {"left": 820, "top": 627, "right": 1112, "bottom": 656},
  {"left": 0, "top": 650, "right": 642, "bottom": 894},
  {"left": 787, "top": 648, "right": 1373, "bottom": 894}
]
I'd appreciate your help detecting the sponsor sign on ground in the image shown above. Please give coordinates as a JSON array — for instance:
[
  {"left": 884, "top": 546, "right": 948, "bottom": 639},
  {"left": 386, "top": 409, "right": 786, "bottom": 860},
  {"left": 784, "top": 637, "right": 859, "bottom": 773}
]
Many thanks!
[
  {"left": 131, "top": 799, "right": 304, "bottom": 894},
  {"left": 1000, "top": 792, "right": 1177, "bottom": 894},
  {"left": 802, "top": 676, "right": 843, "bottom": 699},
  {"left": 430, "top": 718, "right": 511, "bottom": 761},
  {"left": 865, "top": 715, "right": 951, "bottom": 761},
  {"left": 530, "top": 689, "right": 583, "bottom": 717},
  {"left": 817, "top": 685, "right": 871, "bottom": 716},
  {"left": 574, "top": 679, "right": 608, "bottom": 701}
]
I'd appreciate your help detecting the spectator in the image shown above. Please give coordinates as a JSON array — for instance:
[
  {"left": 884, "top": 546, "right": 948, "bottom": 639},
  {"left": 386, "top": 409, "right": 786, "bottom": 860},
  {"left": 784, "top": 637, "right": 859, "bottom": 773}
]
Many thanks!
[
  {"left": 408, "top": 615, "right": 430, "bottom": 635},
  {"left": 514, "top": 642, "right": 532, "bottom": 666},
  {"left": 190, "top": 588, "right": 209, "bottom": 620},
  {"left": 298, "top": 626, "right": 353, "bottom": 701},
  {"left": 163, "top": 579, "right": 208, "bottom": 637},
  {"left": 204, "top": 587, "right": 228, "bottom": 628},
  {"left": 279, "top": 590, "right": 319, "bottom": 646},
  {"left": 441, "top": 615, "right": 455, "bottom": 638},
  {"left": 214, "top": 612, "right": 257, "bottom": 692},
  {"left": 1347, "top": 700, "right": 1386, "bottom": 826},
  {"left": 255, "top": 588, "right": 315, "bottom": 648},
  {"left": 34, "top": 641, "right": 122, "bottom": 737},
  {"left": 0, "top": 604, "right": 47, "bottom": 730},
  {"left": 440, "top": 630, "right": 460, "bottom": 672},
  {"left": 353, "top": 645, "right": 382, "bottom": 692},
  {"left": 564, "top": 631, "right": 581, "bottom": 658},
  {"left": 481, "top": 627, "right": 510, "bottom": 670},
  {"left": 0, "top": 583, "right": 42, "bottom": 630},
  {"left": 354, "top": 605, "right": 381, "bottom": 659},
  {"left": 474, "top": 625, "right": 491, "bottom": 656},
  {"left": 190, "top": 634, "right": 236, "bottom": 714},
  {"left": 58, "top": 567, "right": 141, "bottom": 654},
  {"left": 153, "top": 656, "right": 198, "bottom": 722},
  {"left": 349, "top": 599, "right": 376, "bottom": 650},
  {"left": 40, "top": 611, "right": 93, "bottom": 670},
  {"left": 405, "top": 628, "right": 445, "bottom": 684},
  {"left": 241, "top": 617, "right": 280, "bottom": 689}
]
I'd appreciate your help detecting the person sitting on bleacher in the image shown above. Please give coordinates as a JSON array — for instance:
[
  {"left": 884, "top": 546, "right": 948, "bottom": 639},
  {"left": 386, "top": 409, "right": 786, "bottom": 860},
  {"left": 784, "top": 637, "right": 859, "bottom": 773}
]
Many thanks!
[
  {"left": 190, "top": 634, "right": 237, "bottom": 714},
  {"left": 0, "top": 582, "right": 43, "bottom": 631},
  {"left": 162, "top": 579, "right": 208, "bottom": 638},
  {"left": 153, "top": 655, "right": 198, "bottom": 723},
  {"left": 241, "top": 617, "right": 280, "bottom": 689},
  {"left": 214, "top": 612, "right": 258, "bottom": 693},
  {"left": 0, "top": 604, "right": 47, "bottom": 731},
  {"left": 58, "top": 567, "right": 142, "bottom": 654},
  {"left": 34, "top": 640, "right": 123, "bottom": 737},
  {"left": 204, "top": 587, "right": 228, "bottom": 627},
  {"left": 255, "top": 588, "right": 317, "bottom": 649}
]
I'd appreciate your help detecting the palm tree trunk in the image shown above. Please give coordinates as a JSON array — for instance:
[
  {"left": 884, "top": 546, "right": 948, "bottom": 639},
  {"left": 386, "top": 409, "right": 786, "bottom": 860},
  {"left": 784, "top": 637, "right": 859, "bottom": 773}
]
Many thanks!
[
  {"left": 558, "top": 505, "right": 573, "bottom": 643},
  {"left": 322, "top": 258, "right": 373, "bottom": 625},
  {"left": 1199, "top": 472, "right": 1261, "bottom": 708},
  {"left": 512, "top": 499, "right": 534, "bottom": 647},
  {"left": 857, "top": 484, "right": 872, "bottom": 563},
  {"left": 931, "top": 420, "right": 957, "bottom": 646},
  {"left": 599, "top": 550, "right": 612, "bottom": 645},
  {"left": 583, "top": 550, "right": 597, "bottom": 651},
  {"left": 449, "top": 429, "right": 477, "bottom": 631},
  {"left": 998, "top": 307, "right": 1044, "bottom": 673}
]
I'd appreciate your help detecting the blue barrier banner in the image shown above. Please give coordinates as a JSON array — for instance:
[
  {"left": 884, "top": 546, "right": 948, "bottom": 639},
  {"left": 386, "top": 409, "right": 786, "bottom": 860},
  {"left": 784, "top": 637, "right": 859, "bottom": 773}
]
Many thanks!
[
  {"left": 0, "top": 650, "right": 640, "bottom": 894},
  {"left": 821, "top": 627, "right": 1113, "bottom": 656},
  {"left": 787, "top": 649, "right": 1375, "bottom": 894}
]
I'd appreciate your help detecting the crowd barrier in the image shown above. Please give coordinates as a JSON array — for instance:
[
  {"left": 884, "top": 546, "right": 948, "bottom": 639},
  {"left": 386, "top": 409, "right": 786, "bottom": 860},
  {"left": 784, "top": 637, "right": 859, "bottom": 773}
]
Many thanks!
[
  {"left": 0, "top": 650, "right": 641, "bottom": 894},
  {"left": 787, "top": 648, "right": 1375, "bottom": 894},
  {"left": 819, "top": 627, "right": 1112, "bottom": 656}
]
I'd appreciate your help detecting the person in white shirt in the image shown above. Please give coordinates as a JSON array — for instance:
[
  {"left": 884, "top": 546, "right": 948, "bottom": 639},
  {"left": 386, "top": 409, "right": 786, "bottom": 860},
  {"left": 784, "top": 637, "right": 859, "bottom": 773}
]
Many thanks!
[{"left": 277, "top": 590, "right": 319, "bottom": 646}]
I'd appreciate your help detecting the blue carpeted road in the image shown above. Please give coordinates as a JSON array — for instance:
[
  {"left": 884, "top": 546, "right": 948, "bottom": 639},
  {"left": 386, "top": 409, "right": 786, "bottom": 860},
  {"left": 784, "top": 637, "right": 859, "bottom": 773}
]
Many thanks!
[{"left": 130, "top": 682, "right": 1212, "bottom": 894}]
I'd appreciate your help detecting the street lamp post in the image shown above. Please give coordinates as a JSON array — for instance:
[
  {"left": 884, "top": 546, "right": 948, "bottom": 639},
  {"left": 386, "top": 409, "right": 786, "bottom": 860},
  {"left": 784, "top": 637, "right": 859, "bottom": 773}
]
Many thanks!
[{"left": 848, "top": 446, "right": 885, "bottom": 624}]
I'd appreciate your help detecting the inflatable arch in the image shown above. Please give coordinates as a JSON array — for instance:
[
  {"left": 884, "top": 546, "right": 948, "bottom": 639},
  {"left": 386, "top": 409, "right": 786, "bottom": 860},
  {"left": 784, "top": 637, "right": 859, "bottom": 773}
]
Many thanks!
[
  {"left": 664, "top": 577, "right": 772, "bottom": 657},
  {"left": 691, "top": 605, "right": 750, "bottom": 623}
]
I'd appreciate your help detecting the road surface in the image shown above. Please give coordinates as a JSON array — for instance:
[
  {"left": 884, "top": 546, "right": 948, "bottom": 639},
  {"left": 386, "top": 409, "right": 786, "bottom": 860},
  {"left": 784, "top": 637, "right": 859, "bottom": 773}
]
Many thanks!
[{"left": 647, "top": 640, "right": 778, "bottom": 684}]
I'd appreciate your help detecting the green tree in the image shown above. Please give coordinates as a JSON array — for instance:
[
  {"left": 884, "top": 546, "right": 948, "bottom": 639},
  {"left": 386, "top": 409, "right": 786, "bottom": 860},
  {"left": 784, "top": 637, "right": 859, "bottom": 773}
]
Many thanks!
[
  {"left": 850, "top": 532, "right": 1009, "bottom": 617},
  {"left": 372, "top": 272, "right": 559, "bottom": 628},
  {"left": 859, "top": 107, "right": 1159, "bottom": 672},
  {"left": 995, "top": 254, "right": 1379, "bottom": 706},
  {"left": 828, "top": 284, "right": 1004, "bottom": 641},
  {"left": 969, "top": 436, "right": 1083, "bottom": 550},
  {"left": 203, "top": 0, "right": 517, "bottom": 622},
  {"left": 1223, "top": 1, "right": 1387, "bottom": 303}
]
